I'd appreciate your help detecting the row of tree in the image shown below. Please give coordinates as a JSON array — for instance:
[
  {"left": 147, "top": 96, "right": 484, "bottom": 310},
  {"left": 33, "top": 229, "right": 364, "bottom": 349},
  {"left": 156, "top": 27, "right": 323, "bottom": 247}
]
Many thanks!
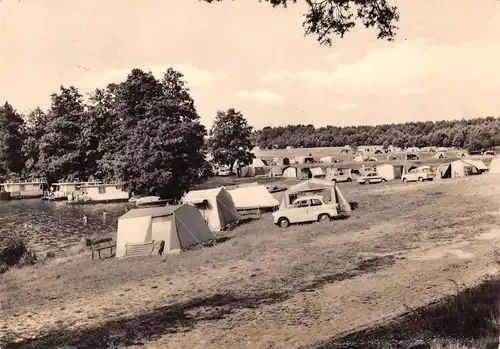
[
  {"left": 0, "top": 68, "right": 254, "bottom": 198},
  {"left": 251, "top": 118, "right": 500, "bottom": 152},
  {"left": 3, "top": 67, "right": 500, "bottom": 198}
]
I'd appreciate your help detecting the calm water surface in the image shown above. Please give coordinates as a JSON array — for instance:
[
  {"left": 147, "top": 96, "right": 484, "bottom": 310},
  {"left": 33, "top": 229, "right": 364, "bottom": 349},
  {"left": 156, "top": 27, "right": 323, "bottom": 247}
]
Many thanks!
[{"left": 0, "top": 199, "right": 132, "bottom": 253}]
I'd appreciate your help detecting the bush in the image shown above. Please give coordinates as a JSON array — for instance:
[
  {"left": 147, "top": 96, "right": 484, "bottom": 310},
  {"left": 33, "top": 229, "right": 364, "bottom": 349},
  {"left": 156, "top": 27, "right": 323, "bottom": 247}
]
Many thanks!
[{"left": 0, "top": 237, "right": 37, "bottom": 273}]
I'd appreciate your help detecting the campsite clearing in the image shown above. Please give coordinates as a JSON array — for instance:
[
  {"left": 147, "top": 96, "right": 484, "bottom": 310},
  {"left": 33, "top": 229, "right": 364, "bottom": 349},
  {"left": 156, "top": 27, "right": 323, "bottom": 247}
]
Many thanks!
[{"left": 3, "top": 175, "right": 500, "bottom": 348}]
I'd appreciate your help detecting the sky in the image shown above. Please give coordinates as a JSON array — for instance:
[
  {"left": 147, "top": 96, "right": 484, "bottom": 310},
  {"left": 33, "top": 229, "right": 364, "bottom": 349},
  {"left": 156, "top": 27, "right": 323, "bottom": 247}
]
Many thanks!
[{"left": 1, "top": 0, "right": 500, "bottom": 130}]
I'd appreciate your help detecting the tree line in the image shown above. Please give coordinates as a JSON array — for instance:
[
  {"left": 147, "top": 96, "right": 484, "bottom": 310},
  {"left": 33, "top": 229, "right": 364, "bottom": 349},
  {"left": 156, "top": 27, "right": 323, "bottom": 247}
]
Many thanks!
[
  {"left": 250, "top": 118, "right": 500, "bottom": 152},
  {"left": 0, "top": 68, "right": 254, "bottom": 199}
]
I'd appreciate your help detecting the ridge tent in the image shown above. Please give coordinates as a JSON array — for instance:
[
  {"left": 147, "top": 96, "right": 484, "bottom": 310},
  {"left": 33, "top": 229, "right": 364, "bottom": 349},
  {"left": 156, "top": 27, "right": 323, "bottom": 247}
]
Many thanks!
[
  {"left": 228, "top": 185, "right": 279, "bottom": 210},
  {"left": 116, "top": 204, "right": 215, "bottom": 258},
  {"left": 279, "top": 179, "right": 351, "bottom": 213},
  {"left": 490, "top": 156, "right": 500, "bottom": 174},
  {"left": 182, "top": 187, "right": 240, "bottom": 231}
]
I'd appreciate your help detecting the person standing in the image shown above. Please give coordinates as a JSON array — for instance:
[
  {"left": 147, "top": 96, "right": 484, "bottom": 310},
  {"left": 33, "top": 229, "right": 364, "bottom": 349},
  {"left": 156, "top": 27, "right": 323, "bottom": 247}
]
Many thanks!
[{"left": 102, "top": 210, "right": 107, "bottom": 220}]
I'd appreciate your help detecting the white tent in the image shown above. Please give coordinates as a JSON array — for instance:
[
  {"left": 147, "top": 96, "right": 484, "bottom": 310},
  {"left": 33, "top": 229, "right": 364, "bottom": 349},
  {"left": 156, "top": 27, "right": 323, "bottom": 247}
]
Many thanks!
[
  {"left": 279, "top": 179, "right": 351, "bottom": 213},
  {"left": 282, "top": 166, "right": 298, "bottom": 178},
  {"left": 182, "top": 187, "right": 240, "bottom": 231},
  {"left": 248, "top": 158, "right": 267, "bottom": 167},
  {"left": 490, "top": 156, "right": 500, "bottom": 174},
  {"left": 320, "top": 156, "right": 335, "bottom": 164},
  {"left": 228, "top": 185, "right": 279, "bottom": 210},
  {"left": 310, "top": 167, "right": 325, "bottom": 178},
  {"left": 376, "top": 164, "right": 397, "bottom": 180},
  {"left": 116, "top": 205, "right": 215, "bottom": 258}
]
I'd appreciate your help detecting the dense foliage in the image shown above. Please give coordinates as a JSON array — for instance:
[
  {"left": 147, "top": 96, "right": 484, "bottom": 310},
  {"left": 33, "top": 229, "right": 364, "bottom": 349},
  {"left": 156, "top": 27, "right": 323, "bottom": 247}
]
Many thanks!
[
  {"left": 251, "top": 118, "right": 500, "bottom": 152},
  {"left": 0, "top": 68, "right": 209, "bottom": 199},
  {"left": 203, "top": 0, "right": 399, "bottom": 44},
  {"left": 207, "top": 108, "right": 255, "bottom": 169}
]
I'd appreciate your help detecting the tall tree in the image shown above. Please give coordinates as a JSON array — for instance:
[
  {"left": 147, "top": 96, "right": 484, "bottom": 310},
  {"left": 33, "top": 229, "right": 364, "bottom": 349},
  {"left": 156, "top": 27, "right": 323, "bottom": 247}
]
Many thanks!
[
  {"left": 207, "top": 108, "right": 254, "bottom": 169},
  {"left": 22, "top": 107, "right": 48, "bottom": 179},
  {"left": 37, "top": 86, "right": 86, "bottom": 183},
  {"left": 98, "top": 68, "right": 208, "bottom": 198},
  {"left": 203, "top": 0, "right": 399, "bottom": 44},
  {"left": 0, "top": 102, "right": 25, "bottom": 179}
]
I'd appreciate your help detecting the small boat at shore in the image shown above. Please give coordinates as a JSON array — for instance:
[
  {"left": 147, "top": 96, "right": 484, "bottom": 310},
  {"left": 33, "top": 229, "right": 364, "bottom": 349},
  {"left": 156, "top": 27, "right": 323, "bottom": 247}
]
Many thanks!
[{"left": 135, "top": 196, "right": 172, "bottom": 207}]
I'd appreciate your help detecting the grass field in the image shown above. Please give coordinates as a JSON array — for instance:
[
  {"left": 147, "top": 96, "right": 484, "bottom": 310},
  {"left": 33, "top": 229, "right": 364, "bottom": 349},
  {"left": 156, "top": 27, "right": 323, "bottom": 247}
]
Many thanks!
[{"left": 3, "top": 174, "right": 500, "bottom": 348}]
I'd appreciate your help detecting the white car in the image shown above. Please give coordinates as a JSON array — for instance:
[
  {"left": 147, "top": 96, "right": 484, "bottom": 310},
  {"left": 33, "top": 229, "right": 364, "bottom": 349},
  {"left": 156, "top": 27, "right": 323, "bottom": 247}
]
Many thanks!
[
  {"left": 356, "top": 172, "right": 387, "bottom": 184},
  {"left": 326, "top": 171, "right": 352, "bottom": 183},
  {"left": 402, "top": 167, "right": 436, "bottom": 182},
  {"left": 272, "top": 195, "right": 338, "bottom": 228}
]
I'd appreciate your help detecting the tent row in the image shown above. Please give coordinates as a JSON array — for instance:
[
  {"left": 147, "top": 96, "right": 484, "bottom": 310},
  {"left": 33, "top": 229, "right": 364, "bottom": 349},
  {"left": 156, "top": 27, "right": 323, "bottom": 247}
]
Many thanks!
[
  {"left": 374, "top": 159, "right": 489, "bottom": 180},
  {"left": 115, "top": 184, "right": 280, "bottom": 258}
]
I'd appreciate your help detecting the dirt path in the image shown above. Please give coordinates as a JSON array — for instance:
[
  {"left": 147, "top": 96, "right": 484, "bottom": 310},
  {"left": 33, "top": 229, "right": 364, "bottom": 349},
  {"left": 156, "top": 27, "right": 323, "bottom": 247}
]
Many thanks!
[{"left": 3, "top": 175, "right": 500, "bottom": 348}]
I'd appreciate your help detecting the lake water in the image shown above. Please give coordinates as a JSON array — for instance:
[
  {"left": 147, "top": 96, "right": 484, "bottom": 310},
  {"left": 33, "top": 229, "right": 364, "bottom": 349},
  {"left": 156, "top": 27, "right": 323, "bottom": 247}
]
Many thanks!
[{"left": 0, "top": 199, "right": 131, "bottom": 254}]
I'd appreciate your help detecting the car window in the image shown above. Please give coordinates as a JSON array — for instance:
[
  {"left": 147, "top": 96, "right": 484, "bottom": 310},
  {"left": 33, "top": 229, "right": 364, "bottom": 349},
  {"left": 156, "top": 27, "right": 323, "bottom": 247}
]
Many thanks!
[
  {"left": 294, "top": 200, "right": 309, "bottom": 208},
  {"left": 310, "top": 199, "right": 322, "bottom": 206}
]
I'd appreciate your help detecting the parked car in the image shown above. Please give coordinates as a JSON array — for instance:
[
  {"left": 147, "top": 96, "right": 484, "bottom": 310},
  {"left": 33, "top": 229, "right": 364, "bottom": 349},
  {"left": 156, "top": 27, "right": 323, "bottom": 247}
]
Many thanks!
[
  {"left": 272, "top": 195, "right": 338, "bottom": 228},
  {"left": 326, "top": 170, "right": 352, "bottom": 183},
  {"left": 356, "top": 172, "right": 387, "bottom": 184},
  {"left": 402, "top": 167, "right": 436, "bottom": 182}
]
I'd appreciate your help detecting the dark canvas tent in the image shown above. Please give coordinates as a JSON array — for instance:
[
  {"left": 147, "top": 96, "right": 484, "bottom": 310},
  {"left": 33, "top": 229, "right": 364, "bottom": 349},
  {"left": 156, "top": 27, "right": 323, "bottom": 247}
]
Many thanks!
[{"left": 116, "top": 205, "right": 215, "bottom": 258}]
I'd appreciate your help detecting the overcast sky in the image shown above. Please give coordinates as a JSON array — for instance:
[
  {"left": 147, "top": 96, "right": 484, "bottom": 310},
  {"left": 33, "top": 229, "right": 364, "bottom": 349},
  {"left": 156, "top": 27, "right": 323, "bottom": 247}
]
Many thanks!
[{"left": 1, "top": 0, "right": 500, "bottom": 130}]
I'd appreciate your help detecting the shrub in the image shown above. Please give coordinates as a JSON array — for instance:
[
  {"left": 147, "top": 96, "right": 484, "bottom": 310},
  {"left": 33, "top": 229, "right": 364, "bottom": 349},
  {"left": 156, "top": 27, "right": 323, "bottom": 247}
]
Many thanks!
[{"left": 0, "top": 237, "right": 37, "bottom": 273}]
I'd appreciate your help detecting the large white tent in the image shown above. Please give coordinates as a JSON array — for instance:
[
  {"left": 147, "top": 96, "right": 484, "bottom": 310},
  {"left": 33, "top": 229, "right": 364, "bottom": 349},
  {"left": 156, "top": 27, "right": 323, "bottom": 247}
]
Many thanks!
[
  {"left": 228, "top": 185, "right": 279, "bottom": 210},
  {"left": 182, "top": 187, "right": 240, "bottom": 231},
  {"left": 116, "top": 205, "right": 215, "bottom": 259}
]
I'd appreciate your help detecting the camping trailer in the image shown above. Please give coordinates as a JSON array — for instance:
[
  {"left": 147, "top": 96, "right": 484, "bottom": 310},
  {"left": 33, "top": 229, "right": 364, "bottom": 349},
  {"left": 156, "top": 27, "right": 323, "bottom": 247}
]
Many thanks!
[{"left": 116, "top": 205, "right": 215, "bottom": 258}]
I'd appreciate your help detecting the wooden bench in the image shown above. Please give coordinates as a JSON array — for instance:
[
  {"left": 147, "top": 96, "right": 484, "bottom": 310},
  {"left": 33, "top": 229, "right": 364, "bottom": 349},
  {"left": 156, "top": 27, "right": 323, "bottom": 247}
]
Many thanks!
[{"left": 86, "top": 237, "right": 116, "bottom": 260}]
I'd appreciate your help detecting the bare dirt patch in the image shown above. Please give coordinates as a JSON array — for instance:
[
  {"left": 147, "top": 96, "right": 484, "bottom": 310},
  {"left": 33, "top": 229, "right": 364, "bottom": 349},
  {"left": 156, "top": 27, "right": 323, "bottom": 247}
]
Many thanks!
[{"left": 3, "top": 175, "right": 500, "bottom": 349}]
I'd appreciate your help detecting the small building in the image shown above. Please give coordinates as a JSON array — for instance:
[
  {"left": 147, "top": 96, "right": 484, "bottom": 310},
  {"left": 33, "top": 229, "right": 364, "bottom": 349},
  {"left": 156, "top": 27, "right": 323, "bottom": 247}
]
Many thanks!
[
  {"left": 116, "top": 204, "right": 215, "bottom": 259},
  {"left": 182, "top": 187, "right": 240, "bottom": 232},
  {"left": 295, "top": 156, "right": 314, "bottom": 164},
  {"left": 1, "top": 180, "right": 47, "bottom": 199},
  {"left": 79, "top": 183, "right": 129, "bottom": 203}
]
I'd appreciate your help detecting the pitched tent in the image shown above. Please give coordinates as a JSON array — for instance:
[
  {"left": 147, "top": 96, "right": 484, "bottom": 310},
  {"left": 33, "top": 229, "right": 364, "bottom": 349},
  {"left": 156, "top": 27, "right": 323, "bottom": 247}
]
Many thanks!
[
  {"left": 248, "top": 158, "right": 268, "bottom": 167},
  {"left": 436, "top": 163, "right": 452, "bottom": 179},
  {"left": 267, "top": 166, "right": 283, "bottom": 178},
  {"left": 432, "top": 152, "right": 447, "bottom": 159},
  {"left": 320, "top": 156, "right": 335, "bottom": 164},
  {"left": 282, "top": 166, "right": 298, "bottom": 178},
  {"left": 445, "top": 159, "right": 484, "bottom": 178},
  {"left": 387, "top": 155, "right": 398, "bottom": 161},
  {"left": 462, "top": 159, "right": 488, "bottom": 172},
  {"left": 490, "top": 156, "right": 500, "bottom": 174},
  {"left": 376, "top": 163, "right": 401, "bottom": 180},
  {"left": 182, "top": 187, "right": 240, "bottom": 232},
  {"left": 406, "top": 153, "right": 420, "bottom": 160},
  {"left": 228, "top": 185, "right": 279, "bottom": 210},
  {"left": 279, "top": 179, "right": 351, "bottom": 213},
  {"left": 116, "top": 205, "right": 215, "bottom": 258},
  {"left": 310, "top": 167, "right": 326, "bottom": 178}
]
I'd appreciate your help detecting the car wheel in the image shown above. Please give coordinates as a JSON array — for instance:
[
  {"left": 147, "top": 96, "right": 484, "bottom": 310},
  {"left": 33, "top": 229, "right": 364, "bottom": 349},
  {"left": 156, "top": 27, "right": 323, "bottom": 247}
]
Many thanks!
[
  {"left": 381, "top": 178, "right": 386, "bottom": 182},
  {"left": 332, "top": 179, "right": 337, "bottom": 183},
  {"left": 346, "top": 178, "right": 352, "bottom": 182},
  {"left": 418, "top": 177, "right": 423, "bottom": 182},
  {"left": 402, "top": 178, "right": 407, "bottom": 182},
  {"left": 365, "top": 180, "right": 370, "bottom": 185},
  {"left": 278, "top": 217, "right": 290, "bottom": 228},
  {"left": 318, "top": 214, "right": 331, "bottom": 223}
]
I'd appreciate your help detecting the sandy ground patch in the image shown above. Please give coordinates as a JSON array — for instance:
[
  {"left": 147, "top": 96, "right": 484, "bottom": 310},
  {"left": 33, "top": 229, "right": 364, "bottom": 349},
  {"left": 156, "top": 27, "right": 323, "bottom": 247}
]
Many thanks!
[{"left": 3, "top": 174, "right": 500, "bottom": 348}]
